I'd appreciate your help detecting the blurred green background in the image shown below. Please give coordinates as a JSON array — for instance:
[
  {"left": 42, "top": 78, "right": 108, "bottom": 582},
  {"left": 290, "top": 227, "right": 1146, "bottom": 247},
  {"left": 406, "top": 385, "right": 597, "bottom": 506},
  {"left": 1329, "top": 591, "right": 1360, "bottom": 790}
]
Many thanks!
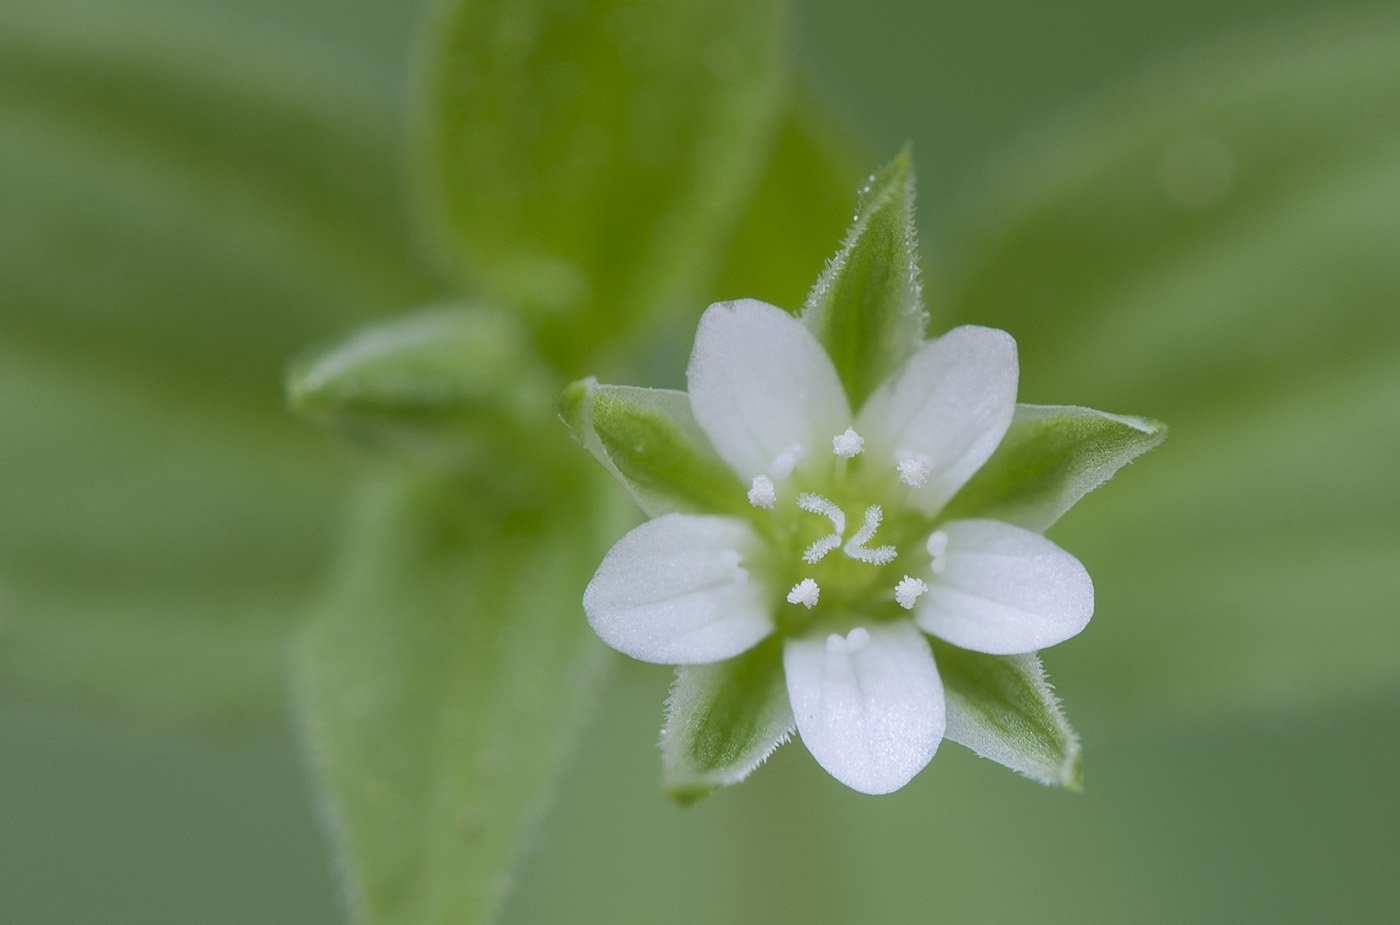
[{"left": 3, "top": 0, "right": 1398, "bottom": 922}]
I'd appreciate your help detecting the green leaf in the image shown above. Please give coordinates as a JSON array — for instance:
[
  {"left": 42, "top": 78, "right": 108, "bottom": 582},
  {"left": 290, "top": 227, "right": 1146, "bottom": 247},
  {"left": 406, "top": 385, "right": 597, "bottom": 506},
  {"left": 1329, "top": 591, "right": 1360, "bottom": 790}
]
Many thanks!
[
  {"left": 942, "top": 404, "right": 1166, "bottom": 532},
  {"left": 0, "top": 2, "right": 433, "bottom": 728},
  {"left": 561, "top": 379, "right": 748, "bottom": 518},
  {"left": 413, "top": 0, "right": 788, "bottom": 369},
  {"left": 943, "top": 9, "right": 1400, "bottom": 713},
  {"left": 711, "top": 92, "right": 866, "bottom": 311},
  {"left": 800, "top": 147, "right": 926, "bottom": 407},
  {"left": 297, "top": 473, "right": 613, "bottom": 925},
  {"left": 288, "top": 305, "right": 557, "bottom": 469},
  {"left": 661, "top": 637, "right": 793, "bottom": 804},
  {"left": 933, "top": 641, "right": 1081, "bottom": 789}
]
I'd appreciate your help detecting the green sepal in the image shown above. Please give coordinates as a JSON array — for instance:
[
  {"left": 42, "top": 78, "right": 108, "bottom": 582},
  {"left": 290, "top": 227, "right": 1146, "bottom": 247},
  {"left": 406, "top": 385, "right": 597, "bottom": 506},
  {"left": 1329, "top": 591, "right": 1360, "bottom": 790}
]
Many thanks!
[
  {"left": 661, "top": 637, "right": 794, "bottom": 804},
  {"left": 560, "top": 379, "right": 749, "bottom": 518},
  {"left": 933, "top": 640, "right": 1082, "bottom": 789},
  {"left": 800, "top": 146, "right": 926, "bottom": 407},
  {"left": 287, "top": 305, "right": 556, "bottom": 469},
  {"left": 942, "top": 404, "right": 1166, "bottom": 531}
]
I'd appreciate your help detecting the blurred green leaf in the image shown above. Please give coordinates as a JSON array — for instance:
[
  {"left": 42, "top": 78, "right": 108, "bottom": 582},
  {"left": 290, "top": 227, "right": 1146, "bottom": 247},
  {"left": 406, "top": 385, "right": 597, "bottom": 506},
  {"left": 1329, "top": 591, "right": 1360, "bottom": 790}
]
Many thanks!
[
  {"left": 560, "top": 380, "right": 748, "bottom": 518},
  {"left": 801, "top": 147, "right": 926, "bottom": 406},
  {"left": 0, "top": 0, "right": 438, "bottom": 402},
  {"left": 0, "top": 0, "right": 438, "bottom": 727},
  {"left": 942, "top": 9, "right": 1400, "bottom": 714},
  {"left": 296, "top": 474, "right": 613, "bottom": 925},
  {"left": 661, "top": 636, "right": 793, "bottom": 803},
  {"left": 0, "top": 341, "right": 337, "bottom": 729},
  {"left": 934, "top": 642, "right": 1080, "bottom": 788},
  {"left": 288, "top": 304, "right": 556, "bottom": 469},
  {"left": 413, "top": 0, "right": 787, "bottom": 370},
  {"left": 710, "top": 93, "right": 866, "bottom": 311}
]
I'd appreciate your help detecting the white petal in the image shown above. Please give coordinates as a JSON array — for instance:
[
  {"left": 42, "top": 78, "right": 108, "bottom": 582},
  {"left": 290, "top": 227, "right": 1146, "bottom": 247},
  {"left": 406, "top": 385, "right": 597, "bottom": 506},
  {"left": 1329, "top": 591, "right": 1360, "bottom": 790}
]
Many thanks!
[
  {"left": 687, "top": 299, "right": 852, "bottom": 481},
  {"left": 856, "top": 325, "right": 1018, "bottom": 516},
  {"left": 783, "top": 621, "right": 945, "bottom": 794},
  {"left": 583, "top": 514, "right": 773, "bottom": 664},
  {"left": 914, "top": 519, "right": 1093, "bottom": 655}
]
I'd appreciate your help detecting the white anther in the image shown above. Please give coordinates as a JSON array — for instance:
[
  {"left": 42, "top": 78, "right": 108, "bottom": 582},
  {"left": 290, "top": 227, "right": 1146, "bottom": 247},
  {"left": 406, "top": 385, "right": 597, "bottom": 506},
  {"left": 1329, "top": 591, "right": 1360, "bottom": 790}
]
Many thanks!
[
  {"left": 769, "top": 444, "right": 804, "bottom": 479},
  {"left": 843, "top": 505, "right": 897, "bottom": 564},
  {"left": 926, "top": 530, "right": 949, "bottom": 574},
  {"left": 802, "top": 533, "right": 842, "bottom": 564},
  {"left": 897, "top": 456, "right": 931, "bottom": 488},
  {"left": 747, "top": 474, "right": 776, "bottom": 509},
  {"left": 796, "top": 492, "right": 846, "bottom": 535},
  {"left": 832, "top": 427, "right": 865, "bottom": 458},
  {"left": 787, "top": 578, "right": 821, "bottom": 609},
  {"left": 894, "top": 576, "right": 928, "bottom": 610}
]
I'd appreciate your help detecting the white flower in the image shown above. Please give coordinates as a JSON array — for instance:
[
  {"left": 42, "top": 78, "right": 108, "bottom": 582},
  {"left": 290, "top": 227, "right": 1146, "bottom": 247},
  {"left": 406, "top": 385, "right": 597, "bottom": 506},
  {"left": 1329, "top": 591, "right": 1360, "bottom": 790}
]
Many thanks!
[{"left": 582, "top": 299, "right": 1094, "bottom": 795}]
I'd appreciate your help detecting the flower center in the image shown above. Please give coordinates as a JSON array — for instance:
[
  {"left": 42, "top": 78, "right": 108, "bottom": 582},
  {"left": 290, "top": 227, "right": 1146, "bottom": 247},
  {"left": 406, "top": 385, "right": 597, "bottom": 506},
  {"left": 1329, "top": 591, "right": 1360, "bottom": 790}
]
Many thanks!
[{"left": 746, "top": 427, "right": 936, "bottom": 628}]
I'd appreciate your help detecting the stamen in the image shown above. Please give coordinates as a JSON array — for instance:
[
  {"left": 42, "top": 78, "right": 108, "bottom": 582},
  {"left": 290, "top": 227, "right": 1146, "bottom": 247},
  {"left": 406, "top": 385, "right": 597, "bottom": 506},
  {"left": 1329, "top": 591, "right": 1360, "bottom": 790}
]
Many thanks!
[
  {"left": 796, "top": 492, "right": 846, "bottom": 535},
  {"left": 832, "top": 427, "right": 865, "bottom": 458},
  {"left": 747, "top": 474, "right": 776, "bottom": 509},
  {"left": 787, "top": 578, "right": 821, "bottom": 609},
  {"left": 802, "top": 533, "right": 841, "bottom": 564},
  {"left": 926, "top": 530, "right": 949, "bottom": 574},
  {"left": 897, "top": 456, "right": 931, "bottom": 488},
  {"left": 894, "top": 576, "right": 928, "bottom": 610},
  {"left": 843, "top": 505, "right": 897, "bottom": 564}
]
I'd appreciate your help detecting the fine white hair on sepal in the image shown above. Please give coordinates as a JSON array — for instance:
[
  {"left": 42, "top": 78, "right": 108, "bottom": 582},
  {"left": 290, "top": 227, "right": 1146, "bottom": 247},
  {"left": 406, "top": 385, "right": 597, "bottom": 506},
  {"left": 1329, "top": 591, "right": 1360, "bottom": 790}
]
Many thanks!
[
  {"left": 844, "top": 505, "right": 897, "bottom": 564},
  {"left": 894, "top": 576, "right": 928, "bottom": 610},
  {"left": 832, "top": 427, "right": 865, "bottom": 458},
  {"left": 897, "top": 455, "right": 931, "bottom": 488},
  {"left": 747, "top": 474, "right": 776, "bottom": 509},
  {"left": 787, "top": 578, "right": 821, "bottom": 609}
]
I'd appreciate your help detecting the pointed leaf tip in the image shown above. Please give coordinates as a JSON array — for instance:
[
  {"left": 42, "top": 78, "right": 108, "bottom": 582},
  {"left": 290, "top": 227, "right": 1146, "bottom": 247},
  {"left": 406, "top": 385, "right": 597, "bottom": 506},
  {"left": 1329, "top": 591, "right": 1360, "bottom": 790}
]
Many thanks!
[
  {"left": 801, "top": 150, "right": 926, "bottom": 407},
  {"left": 662, "top": 638, "right": 794, "bottom": 800},
  {"left": 942, "top": 404, "right": 1168, "bottom": 531},
  {"left": 934, "top": 642, "right": 1082, "bottom": 788}
]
